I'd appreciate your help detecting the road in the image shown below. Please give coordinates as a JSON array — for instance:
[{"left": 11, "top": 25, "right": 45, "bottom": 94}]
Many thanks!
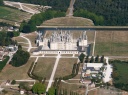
[
  {"left": 46, "top": 54, "right": 60, "bottom": 92},
  {"left": 20, "top": 35, "right": 32, "bottom": 52},
  {"left": 66, "top": 0, "right": 76, "bottom": 16},
  {"left": 92, "top": 31, "right": 97, "bottom": 56}
]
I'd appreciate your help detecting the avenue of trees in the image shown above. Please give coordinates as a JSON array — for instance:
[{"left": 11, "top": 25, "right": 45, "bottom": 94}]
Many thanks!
[
  {"left": 20, "top": 10, "right": 65, "bottom": 33},
  {"left": 79, "top": 54, "right": 105, "bottom": 63},
  {"left": 10, "top": 49, "right": 30, "bottom": 67}
]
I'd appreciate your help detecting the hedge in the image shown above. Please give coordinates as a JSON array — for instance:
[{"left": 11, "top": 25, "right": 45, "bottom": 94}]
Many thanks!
[{"left": 0, "top": 56, "right": 9, "bottom": 71}]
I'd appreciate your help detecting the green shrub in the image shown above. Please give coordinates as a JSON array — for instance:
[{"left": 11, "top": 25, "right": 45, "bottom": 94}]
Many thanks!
[
  {"left": 11, "top": 80, "right": 16, "bottom": 85},
  {"left": 0, "top": 56, "right": 9, "bottom": 71}
]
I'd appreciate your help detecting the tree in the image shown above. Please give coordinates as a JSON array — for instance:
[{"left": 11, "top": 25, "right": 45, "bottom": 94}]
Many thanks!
[
  {"left": 100, "top": 55, "right": 104, "bottom": 63},
  {"left": 95, "top": 55, "right": 99, "bottom": 63},
  {"left": 79, "top": 53, "right": 85, "bottom": 63},
  {"left": 10, "top": 50, "right": 30, "bottom": 67},
  {"left": 85, "top": 55, "right": 89, "bottom": 63},
  {"left": 18, "top": 45, "right": 22, "bottom": 50},
  {"left": 11, "top": 80, "right": 16, "bottom": 85},
  {"left": 32, "top": 82, "right": 46, "bottom": 94},
  {"left": 48, "top": 87, "right": 55, "bottom": 95},
  {"left": 90, "top": 56, "right": 94, "bottom": 63}
]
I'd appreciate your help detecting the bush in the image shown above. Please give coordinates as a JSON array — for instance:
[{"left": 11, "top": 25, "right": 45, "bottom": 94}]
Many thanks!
[
  {"left": 11, "top": 80, "right": 16, "bottom": 85},
  {"left": 32, "top": 82, "right": 46, "bottom": 94}
]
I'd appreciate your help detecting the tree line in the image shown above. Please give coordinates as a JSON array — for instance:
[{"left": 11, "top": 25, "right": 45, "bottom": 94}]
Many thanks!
[
  {"left": 0, "top": 31, "right": 18, "bottom": 46},
  {"left": 20, "top": 10, "right": 65, "bottom": 33}
]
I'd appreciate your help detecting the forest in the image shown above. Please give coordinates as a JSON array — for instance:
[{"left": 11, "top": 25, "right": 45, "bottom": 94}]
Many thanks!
[{"left": 7, "top": 0, "right": 128, "bottom": 26}]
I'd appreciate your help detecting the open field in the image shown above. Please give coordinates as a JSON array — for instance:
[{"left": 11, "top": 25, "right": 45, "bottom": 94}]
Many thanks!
[
  {"left": 13, "top": 36, "right": 29, "bottom": 51},
  {"left": 60, "top": 82, "right": 85, "bottom": 95},
  {"left": 33, "top": 58, "right": 56, "bottom": 79},
  {"left": 55, "top": 58, "right": 78, "bottom": 78},
  {"left": 86, "top": 31, "right": 95, "bottom": 43},
  {"left": 0, "top": 6, "right": 31, "bottom": 25},
  {"left": 95, "top": 31, "right": 128, "bottom": 56},
  {"left": 97, "top": 87, "right": 123, "bottom": 95},
  {"left": 0, "top": 58, "right": 36, "bottom": 80},
  {"left": 88, "top": 90, "right": 97, "bottom": 95},
  {"left": 24, "top": 32, "right": 37, "bottom": 47}
]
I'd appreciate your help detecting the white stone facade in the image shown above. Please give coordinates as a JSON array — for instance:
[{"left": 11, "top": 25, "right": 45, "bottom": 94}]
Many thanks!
[{"left": 34, "top": 30, "right": 88, "bottom": 54}]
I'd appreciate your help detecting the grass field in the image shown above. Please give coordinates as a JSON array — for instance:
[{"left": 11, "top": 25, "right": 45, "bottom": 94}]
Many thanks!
[
  {"left": 112, "top": 61, "right": 128, "bottom": 84},
  {"left": 13, "top": 36, "right": 27, "bottom": 43},
  {"left": 55, "top": 58, "right": 78, "bottom": 78},
  {"left": 13, "top": 36, "right": 29, "bottom": 51},
  {"left": 60, "top": 82, "right": 85, "bottom": 95},
  {"left": 95, "top": 31, "right": 128, "bottom": 56},
  {"left": 0, "top": 58, "right": 36, "bottom": 80},
  {"left": 0, "top": 6, "right": 31, "bottom": 25},
  {"left": 24, "top": 32, "right": 37, "bottom": 47},
  {"left": 42, "top": 17, "right": 94, "bottom": 26},
  {"left": 33, "top": 58, "right": 56, "bottom": 79}
]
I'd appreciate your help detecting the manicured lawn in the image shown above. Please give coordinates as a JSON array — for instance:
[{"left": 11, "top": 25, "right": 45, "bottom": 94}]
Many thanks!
[
  {"left": 95, "top": 31, "right": 128, "bottom": 56},
  {"left": 0, "top": 58, "right": 36, "bottom": 80},
  {"left": 55, "top": 58, "right": 78, "bottom": 78},
  {"left": 32, "top": 58, "right": 56, "bottom": 79}
]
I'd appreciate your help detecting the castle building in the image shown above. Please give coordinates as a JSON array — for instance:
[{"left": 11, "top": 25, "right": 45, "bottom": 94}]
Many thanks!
[{"left": 34, "top": 30, "right": 88, "bottom": 55}]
